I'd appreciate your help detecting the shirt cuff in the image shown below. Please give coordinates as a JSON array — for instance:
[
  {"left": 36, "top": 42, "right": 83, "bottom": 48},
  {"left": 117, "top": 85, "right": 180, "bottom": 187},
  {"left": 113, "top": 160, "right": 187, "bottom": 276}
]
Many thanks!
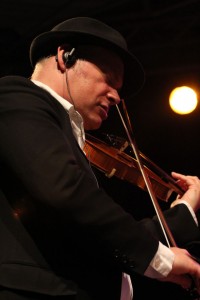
[{"left": 144, "top": 242, "right": 174, "bottom": 279}]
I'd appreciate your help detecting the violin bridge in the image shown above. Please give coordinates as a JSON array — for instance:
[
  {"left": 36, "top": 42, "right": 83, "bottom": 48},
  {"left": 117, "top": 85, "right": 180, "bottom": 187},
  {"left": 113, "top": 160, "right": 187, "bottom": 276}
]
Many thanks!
[{"left": 119, "top": 141, "right": 129, "bottom": 153}]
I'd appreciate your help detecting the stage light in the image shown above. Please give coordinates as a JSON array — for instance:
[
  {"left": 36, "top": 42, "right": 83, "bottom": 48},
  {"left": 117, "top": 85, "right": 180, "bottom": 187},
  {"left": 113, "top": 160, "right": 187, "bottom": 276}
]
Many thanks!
[{"left": 169, "top": 86, "right": 198, "bottom": 114}]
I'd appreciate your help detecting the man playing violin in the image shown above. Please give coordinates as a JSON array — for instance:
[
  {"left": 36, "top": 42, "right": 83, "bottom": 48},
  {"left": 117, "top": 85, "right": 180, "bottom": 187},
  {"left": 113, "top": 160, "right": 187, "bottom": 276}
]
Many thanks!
[{"left": 0, "top": 17, "right": 199, "bottom": 300}]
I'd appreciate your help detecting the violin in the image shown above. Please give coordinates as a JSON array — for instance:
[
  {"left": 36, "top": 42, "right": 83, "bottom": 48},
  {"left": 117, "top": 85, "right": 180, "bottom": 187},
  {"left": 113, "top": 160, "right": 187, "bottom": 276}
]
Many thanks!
[{"left": 84, "top": 132, "right": 183, "bottom": 202}]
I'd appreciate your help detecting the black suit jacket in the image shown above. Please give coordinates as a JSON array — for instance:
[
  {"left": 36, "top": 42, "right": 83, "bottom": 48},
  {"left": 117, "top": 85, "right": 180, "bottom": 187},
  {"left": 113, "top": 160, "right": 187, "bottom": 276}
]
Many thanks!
[{"left": 0, "top": 76, "right": 199, "bottom": 300}]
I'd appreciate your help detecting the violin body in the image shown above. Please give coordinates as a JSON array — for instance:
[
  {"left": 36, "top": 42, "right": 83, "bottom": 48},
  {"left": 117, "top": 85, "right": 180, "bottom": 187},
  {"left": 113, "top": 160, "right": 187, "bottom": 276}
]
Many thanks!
[{"left": 84, "top": 133, "right": 179, "bottom": 202}]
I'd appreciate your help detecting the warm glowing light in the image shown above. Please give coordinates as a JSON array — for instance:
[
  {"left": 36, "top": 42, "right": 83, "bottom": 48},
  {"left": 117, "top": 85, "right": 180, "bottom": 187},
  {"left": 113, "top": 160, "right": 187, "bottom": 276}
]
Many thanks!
[{"left": 169, "top": 86, "right": 198, "bottom": 114}]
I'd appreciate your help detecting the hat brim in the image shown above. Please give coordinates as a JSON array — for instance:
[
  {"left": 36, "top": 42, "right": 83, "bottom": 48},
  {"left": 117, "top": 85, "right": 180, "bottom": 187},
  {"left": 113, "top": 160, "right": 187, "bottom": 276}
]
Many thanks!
[{"left": 30, "top": 30, "right": 145, "bottom": 99}]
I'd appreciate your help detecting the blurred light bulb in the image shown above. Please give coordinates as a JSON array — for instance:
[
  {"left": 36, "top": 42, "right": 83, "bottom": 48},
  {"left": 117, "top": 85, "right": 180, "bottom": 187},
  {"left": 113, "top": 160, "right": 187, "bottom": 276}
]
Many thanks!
[{"left": 169, "top": 86, "right": 198, "bottom": 114}]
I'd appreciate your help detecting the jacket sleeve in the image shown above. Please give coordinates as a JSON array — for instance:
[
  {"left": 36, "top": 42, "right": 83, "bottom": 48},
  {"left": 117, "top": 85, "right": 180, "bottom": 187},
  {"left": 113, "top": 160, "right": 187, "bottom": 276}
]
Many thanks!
[{"left": 140, "top": 203, "right": 200, "bottom": 253}]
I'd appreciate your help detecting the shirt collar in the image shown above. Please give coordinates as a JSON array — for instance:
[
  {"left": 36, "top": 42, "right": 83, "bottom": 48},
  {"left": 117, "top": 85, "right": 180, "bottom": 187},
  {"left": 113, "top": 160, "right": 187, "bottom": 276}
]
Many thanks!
[{"left": 31, "top": 80, "right": 85, "bottom": 149}]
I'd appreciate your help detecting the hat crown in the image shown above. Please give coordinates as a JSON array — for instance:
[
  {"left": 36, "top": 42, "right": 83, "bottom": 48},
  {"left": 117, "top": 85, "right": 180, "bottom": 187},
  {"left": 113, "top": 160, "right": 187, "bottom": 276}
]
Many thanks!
[{"left": 51, "top": 17, "right": 127, "bottom": 50}]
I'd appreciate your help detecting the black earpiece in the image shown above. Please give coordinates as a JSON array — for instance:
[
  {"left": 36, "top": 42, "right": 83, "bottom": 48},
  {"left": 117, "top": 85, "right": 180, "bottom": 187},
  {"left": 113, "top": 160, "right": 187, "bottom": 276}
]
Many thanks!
[{"left": 63, "top": 48, "right": 76, "bottom": 68}]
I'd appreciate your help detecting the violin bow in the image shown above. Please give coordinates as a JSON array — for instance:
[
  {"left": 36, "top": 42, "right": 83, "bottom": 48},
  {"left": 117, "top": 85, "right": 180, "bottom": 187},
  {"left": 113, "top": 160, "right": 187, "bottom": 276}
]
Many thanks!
[{"left": 115, "top": 99, "right": 200, "bottom": 299}]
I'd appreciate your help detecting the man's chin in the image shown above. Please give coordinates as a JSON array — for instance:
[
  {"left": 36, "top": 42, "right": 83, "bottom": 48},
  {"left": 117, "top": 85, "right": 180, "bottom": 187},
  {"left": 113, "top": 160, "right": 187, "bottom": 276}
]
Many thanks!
[{"left": 84, "top": 117, "right": 103, "bottom": 131}]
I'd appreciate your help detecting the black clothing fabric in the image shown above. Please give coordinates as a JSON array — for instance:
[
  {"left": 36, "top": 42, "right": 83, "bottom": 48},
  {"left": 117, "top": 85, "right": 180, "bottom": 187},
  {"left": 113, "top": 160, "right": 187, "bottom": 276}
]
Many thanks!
[{"left": 0, "top": 76, "right": 199, "bottom": 300}]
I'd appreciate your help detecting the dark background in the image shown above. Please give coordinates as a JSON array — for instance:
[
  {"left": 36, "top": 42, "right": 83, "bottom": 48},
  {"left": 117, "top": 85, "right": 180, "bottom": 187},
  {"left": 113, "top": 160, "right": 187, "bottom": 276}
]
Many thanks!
[{"left": 0, "top": 0, "right": 200, "bottom": 299}]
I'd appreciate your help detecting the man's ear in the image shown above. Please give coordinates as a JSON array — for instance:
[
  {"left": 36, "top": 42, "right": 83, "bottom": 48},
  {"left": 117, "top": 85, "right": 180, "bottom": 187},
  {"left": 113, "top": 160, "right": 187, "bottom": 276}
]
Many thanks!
[{"left": 55, "top": 47, "right": 67, "bottom": 72}]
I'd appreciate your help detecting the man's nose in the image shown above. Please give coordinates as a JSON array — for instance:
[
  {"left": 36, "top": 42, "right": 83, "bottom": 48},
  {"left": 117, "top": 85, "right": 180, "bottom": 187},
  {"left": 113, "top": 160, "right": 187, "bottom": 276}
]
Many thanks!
[{"left": 107, "top": 89, "right": 121, "bottom": 105}]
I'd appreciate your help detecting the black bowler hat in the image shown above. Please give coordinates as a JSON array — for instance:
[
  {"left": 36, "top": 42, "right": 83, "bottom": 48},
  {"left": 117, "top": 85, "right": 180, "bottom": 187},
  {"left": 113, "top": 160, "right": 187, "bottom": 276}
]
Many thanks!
[{"left": 30, "top": 17, "right": 145, "bottom": 99}]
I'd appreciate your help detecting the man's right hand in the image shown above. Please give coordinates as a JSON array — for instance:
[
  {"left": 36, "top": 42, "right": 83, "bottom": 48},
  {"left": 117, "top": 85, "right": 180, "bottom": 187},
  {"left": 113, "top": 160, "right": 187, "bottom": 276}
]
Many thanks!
[{"left": 161, "top": 246, "right": 200, "bottom": 295}]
